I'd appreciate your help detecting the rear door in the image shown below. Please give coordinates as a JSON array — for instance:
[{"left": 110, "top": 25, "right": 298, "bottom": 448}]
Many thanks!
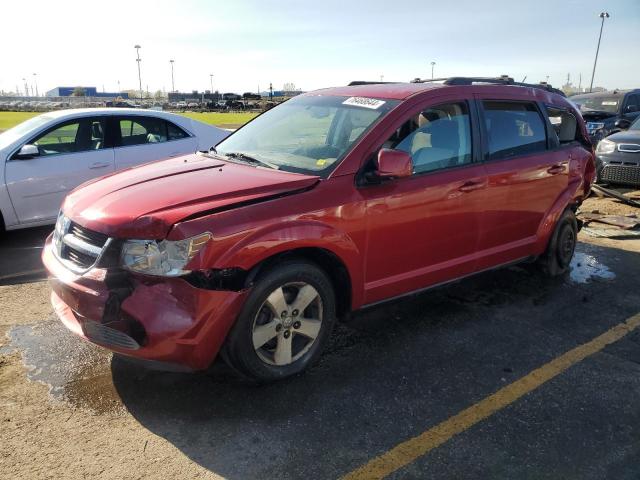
[
  {"left": 360, "top": 96, "right": 487, "bottom": 304},
  {"left": 474, "top": 97, "right": 568, "bottom": 269},
  {"left": 5, "top": 116, "right": 114, "bottom": 224},
  {"left": 111, "top": 115, "right": 197, "bottom": 169}
]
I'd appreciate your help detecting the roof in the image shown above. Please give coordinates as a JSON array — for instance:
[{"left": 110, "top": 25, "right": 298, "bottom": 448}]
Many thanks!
[
  {"left": 307, "top": 82, "right": 445, "bottom": 100},
  {"left": 39, "top": 108, "right": 177, "bottom": 119}
]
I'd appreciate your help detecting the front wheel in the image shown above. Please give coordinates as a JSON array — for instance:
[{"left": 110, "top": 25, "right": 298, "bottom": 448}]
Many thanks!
[{"left": 223, "top": 261, "right": 336, "bottom": 382}]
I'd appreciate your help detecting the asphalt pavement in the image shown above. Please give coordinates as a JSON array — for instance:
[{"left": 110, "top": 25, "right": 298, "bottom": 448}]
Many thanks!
[{"left": 2, "top": 227, "right": 640, "bottom": 479}]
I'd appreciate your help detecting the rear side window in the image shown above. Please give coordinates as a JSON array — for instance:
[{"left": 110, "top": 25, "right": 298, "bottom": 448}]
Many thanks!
[
  {"left": 546, "top": 106, "right": 579, "bottom": 145},
  {"left": 117, "top": 117, "right": 189, "bottom": 146},
  {"left": 167, "top": 122, "right": 189, "bottom": 140},
  {"left": 482, "top": 101, "right": 547, "bottom": 160},
  {"left": 119, "top": 116, "right": 168, "bottom": 146}
]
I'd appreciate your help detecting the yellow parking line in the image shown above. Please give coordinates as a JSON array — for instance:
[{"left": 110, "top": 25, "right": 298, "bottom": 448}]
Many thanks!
[{"left": 343, "top": 313, "right": 640, "bottom": 480}]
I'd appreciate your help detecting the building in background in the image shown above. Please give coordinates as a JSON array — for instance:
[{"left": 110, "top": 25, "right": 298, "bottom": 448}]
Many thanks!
[{"left": 45, "top": 87, "right": 128, "bottom": 98}]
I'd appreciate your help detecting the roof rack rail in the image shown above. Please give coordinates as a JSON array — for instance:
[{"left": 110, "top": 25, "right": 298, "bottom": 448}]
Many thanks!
[
  {"left": 410, "top": 76, "right": 566, "bottom": 97},
  {"left": 347, "top": 81, "right": 395, "bottom": 86}
]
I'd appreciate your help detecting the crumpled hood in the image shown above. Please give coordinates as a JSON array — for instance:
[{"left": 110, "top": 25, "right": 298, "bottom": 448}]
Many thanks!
[{"left": 63, "top": 153, "right": 319, "bottom": 239}]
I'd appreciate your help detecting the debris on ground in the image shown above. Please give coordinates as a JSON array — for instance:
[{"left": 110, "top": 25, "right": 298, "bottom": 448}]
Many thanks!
[{"left": 579, "top": 187, "right": 640, "bottom": 239}]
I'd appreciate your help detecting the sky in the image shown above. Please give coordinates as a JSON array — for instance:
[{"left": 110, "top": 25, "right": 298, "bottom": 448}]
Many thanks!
[{"left": 0, "top": 0, "right": 638, "bottom": 96}]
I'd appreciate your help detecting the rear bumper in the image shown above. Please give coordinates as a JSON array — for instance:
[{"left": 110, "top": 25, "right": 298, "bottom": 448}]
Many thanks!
[{"left": 43, "top": 234, "right": 249, "bottom": 370}]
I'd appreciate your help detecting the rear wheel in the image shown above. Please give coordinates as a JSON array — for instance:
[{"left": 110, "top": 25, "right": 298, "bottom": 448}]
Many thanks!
[
  {"left": 538, "top": 209, "right": 578, "bottom": 276},
  {"left": 223, "top": 261, "right": 336, "bottom": 382}
]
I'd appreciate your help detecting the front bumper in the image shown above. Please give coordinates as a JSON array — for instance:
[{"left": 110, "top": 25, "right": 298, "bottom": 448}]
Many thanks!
[
  {"left": 43, "top": 234, "right": 249, "bottom": 370},
  {"left": 596, "top": 152, "right": 640, "bottom": 186}
]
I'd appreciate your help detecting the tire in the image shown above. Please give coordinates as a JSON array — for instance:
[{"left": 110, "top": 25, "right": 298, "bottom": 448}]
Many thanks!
[
  {"left": 538, "top": 209, "right": 578, "bottom": 276},
  {"left": 223, "top": 260, "right": 336, "bottom": 382}
]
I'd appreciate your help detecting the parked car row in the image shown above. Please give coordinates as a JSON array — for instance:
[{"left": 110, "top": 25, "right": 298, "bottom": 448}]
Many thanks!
[{"left": 569, "top": 89, "right": 640, "bottom": 187}]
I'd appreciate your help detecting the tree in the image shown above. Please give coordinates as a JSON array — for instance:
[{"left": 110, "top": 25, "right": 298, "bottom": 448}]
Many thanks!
[
  {"left": 71, "top": 87, "right": 86, "bottom": 97},
  {"left": 282, "top": 82, "right": 297, "bottom": 92}
]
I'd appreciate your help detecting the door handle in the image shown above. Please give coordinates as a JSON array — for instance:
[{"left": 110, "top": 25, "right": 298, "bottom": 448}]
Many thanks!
[
  {"left": 89, "top": 162, "right": 111, "bottom": 169},
  {"left": 547, "top": 164, "right": 565, "bottom": 175},
  {"left": 458, "top": 180, "right": 485, "bottom": 193}
]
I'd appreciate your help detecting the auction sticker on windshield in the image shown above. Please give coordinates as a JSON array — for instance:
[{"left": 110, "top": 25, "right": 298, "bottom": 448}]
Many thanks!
[
  {"left": 343, "top": 97, "right": 386, "bottom": 109},
  {"left": 602, "top": 101, "right": 618, "bottom": 106}
]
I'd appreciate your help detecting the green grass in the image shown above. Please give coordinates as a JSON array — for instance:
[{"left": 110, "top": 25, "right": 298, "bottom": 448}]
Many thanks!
[
  {"left": 0, "top": 111, "right": 41, "bottom": 131},
  {"left": 178, "top": 111, "right": 258, "bottom": 127},
  {"left": 0, "top": 110, "right": 258, "bottom": 132}
]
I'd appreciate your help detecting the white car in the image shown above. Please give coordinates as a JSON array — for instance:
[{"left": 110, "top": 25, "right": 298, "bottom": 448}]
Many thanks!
[{"left": 0, "top": 108, "right": 229, "bottom": 231}]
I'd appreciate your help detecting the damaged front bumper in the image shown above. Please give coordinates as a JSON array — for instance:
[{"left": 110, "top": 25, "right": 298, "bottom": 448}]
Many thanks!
[{"left": 42, "top": 234, "right": 249, "bottom": 370}]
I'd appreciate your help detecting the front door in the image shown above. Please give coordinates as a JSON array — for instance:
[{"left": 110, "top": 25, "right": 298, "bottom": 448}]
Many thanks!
[
  {"left": 360, "top": 98, "right": 487, "bottom": 305},
  {"left": 5, "top": 116, "right": 114, "bottom": 224}
]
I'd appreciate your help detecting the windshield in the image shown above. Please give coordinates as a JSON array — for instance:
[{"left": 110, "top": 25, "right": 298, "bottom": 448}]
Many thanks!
[
  {"left": 0, "top": 114, "right": 52, "bottom": 150},
  {"left": 215, "top": 95, "right": 398, "bottom": 177},
  {"left": 570, "top": 95, "right": 621, "bottom": 114}
]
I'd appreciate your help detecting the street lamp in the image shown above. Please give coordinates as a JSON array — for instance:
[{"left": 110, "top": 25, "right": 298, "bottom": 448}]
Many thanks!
[
  {"left": 22, "top": 78, "right": 28, "bottom": 97},
  {"left": 134, "top": 44, "right": 143, "bottom": 102},
  {"left": 430, "top": 61, "right": 436, "bottom": 80},
  {"left": 589, "top": 12, "right": 610, "bottom": 93},
  {"left": 33, "top": 73, "right": 38, "bottom": 97},
  {"left": 209, "top": 74, "right": 214, "bottom": 93},
  {"left": 170, "top": 59, "right": 175, "bottom": 92}
]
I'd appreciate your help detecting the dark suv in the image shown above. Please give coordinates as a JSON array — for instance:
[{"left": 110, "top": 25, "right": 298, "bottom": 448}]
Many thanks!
[
  {"left": 43, "top": 77, "right": 595, "bottom": 382},
  {"left": 570, "top": 89, "right": 640, "bottom": 143}
]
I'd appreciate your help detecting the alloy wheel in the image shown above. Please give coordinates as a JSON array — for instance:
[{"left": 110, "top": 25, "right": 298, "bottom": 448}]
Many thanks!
[{"left": 252, "top": 282, "right": 323, "bottom": 366}]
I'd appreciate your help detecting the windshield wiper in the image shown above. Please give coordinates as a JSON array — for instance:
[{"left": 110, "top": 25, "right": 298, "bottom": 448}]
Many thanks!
[{"left": 223, "top": 152, "right": 279, "bottom": 170}]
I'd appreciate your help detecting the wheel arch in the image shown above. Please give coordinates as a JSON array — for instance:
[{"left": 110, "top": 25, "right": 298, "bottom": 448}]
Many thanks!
[{"left": 244, "top": 246, "right": 353, "bottom": 319}]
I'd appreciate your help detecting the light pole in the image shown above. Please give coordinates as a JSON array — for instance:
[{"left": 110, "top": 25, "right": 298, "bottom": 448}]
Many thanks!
[
  {"left": 134, "top": 44, "right": 143, "bottom": 102},
  {"left": 22, "top": 78, "right": 28, "bottom": 97},
  {"left": 589, "top": 12, "right": 610, "bottom": 93},
  {"left": 170, "top": 59, "right": 175, "bottom": 92},
  {"left": 430, "top": 61, "right": 436, "bottom": 80},
  {"left": 33, "top": 73, "right": 38, "bottom": 97},
  {"left": 209, "top": 74, "right": 214, "bottom": 93}
]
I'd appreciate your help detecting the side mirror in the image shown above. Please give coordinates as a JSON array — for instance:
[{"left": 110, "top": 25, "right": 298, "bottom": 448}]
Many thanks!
[
  {"left": 376, "top": 148, "right": 412, "bottom": 179},
  {"left": 615, "top": 119, "right": 632, "bottom": 130},
  {"left": 14, "top": 144, "right": 39, "bottom": 159}
]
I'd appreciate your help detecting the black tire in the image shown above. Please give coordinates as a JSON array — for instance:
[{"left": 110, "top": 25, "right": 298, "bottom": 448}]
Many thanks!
[
  {"left": 223, "top": 260, "right": 336, "bottom": 382},
  {"left": 538, "top": 209, "right": 578, "bottom": 276}
]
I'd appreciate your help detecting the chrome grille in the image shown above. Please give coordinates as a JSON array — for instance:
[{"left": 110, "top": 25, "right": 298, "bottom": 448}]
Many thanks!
[
  {"left": 53, "top": 214, "right": 112, "bottom": 273},
  {"left": 70, "top": 222, "right": 109, "bottom": 247},
  {"left": 601, "top": 165, "right": 640, "bottom": 186}
]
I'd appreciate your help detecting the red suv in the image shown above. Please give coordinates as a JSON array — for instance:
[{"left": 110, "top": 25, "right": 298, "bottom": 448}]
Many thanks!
[{"left": 43, "top": 77, "right": 595, "bottom": 381}]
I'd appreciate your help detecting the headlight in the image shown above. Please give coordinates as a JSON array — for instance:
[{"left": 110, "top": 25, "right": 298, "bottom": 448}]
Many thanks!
[
  {"left": 596, "top": 138, "right": 616, "bottom": 154},
  {"left": 120, "top": 233, "right": 212, "bottom": 276}
]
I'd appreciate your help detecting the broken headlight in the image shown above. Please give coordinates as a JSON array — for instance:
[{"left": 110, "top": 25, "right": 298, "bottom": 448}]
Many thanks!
[{"left": 120, "top": 233, "right": 212, "bottom": 277}]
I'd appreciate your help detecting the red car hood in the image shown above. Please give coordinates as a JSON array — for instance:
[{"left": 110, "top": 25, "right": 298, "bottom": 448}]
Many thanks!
[{"left": 63, "top": 154, "right": 319, "bottom": 239}]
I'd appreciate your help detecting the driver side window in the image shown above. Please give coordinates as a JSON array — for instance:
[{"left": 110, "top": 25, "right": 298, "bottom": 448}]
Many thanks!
[
  {"left": 31, "top": 118, "right": 105, "bottom": 156},
  {"left": 383, "top": 102, "right": 472, "bottom": 174}
]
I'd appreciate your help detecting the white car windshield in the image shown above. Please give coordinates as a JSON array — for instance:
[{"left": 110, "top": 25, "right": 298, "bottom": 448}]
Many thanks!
[
  {"left": 215, "top": 95, "right": 398, "bottom": 177},
  {"left": 0, "top": 114, "right": 53, "bottom": 150}
]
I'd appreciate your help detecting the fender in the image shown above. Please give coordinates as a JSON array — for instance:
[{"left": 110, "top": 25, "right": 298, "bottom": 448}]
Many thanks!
[
  {"left": 533, "top": 178, "right": 582, "bottom": 254},
  {"left": 204, "top": 219, "right": 365, "bottom": 309}
]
